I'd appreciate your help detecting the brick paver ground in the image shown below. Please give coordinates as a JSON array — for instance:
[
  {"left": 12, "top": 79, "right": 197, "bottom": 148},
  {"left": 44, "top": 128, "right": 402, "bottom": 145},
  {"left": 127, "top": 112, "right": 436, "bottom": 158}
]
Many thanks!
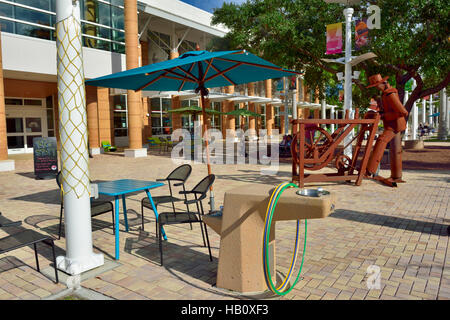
[{"left": 0, "top": 142, "right": 449, "bottom": 300}]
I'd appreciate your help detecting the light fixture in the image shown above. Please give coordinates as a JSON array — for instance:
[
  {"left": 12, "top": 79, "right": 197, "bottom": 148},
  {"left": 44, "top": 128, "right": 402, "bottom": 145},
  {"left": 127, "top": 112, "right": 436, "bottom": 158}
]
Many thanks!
[
  {"left": 336, "top": 72, "right": 344, "bottom": 81},
  {"left": 353, "top": 70, "right": 360, "bottom": 79}
]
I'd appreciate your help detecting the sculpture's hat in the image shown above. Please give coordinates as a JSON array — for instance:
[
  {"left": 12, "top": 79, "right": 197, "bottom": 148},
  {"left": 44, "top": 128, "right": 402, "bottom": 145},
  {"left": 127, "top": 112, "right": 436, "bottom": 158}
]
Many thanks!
[{"left": 366, "top": 74, "right": 389, "bottom": 88}]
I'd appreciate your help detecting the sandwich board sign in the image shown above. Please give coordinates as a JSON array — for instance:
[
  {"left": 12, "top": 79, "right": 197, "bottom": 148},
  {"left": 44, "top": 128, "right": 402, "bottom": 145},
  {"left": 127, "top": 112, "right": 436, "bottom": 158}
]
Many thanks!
[{"left": 33, "top": 137, "right": 58, "bottom": 179}]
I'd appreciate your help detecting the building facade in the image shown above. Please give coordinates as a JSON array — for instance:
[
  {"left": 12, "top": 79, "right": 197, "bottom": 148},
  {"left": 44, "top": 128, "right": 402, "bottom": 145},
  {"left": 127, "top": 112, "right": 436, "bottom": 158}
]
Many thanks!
[{"left": 0, "top": 0, "right": 317, "bottom": 156}]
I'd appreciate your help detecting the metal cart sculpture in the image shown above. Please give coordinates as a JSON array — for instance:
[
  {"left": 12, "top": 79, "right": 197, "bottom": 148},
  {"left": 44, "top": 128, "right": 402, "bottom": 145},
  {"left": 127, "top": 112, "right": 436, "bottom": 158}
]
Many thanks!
[{"left": 291, "top": 109, "right": 380, "bottom": 187}]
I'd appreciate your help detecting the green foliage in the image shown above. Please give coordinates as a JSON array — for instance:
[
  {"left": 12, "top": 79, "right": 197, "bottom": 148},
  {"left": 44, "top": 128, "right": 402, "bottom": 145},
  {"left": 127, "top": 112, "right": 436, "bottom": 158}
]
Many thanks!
[{"left": 212, "top": 0, "right": 450, "bottom": 111}]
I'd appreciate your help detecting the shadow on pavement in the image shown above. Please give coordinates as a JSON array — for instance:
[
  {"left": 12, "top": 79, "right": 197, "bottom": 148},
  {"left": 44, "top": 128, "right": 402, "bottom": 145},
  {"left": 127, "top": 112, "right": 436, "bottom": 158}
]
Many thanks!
[{"left": 331, "top": 209, "right": 450, "bottom": 236}]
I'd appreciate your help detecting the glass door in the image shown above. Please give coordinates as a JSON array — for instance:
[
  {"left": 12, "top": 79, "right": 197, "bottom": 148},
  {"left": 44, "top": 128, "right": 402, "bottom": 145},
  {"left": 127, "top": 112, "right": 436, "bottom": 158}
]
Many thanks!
[{"left": 6, "top": 100, "right": 47, "bottom": 154}]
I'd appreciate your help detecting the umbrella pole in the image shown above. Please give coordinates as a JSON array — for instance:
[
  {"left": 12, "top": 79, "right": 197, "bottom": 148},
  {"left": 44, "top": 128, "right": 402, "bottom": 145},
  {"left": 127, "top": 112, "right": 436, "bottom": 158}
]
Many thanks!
[{"left": 200, "top": 93, "right": 215, "bottom": 212}]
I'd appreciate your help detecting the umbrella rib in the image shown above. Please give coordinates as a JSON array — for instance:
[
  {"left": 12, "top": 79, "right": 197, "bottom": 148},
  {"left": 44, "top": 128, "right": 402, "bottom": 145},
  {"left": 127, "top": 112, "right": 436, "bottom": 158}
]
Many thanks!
[
  {"left": 208, "top": 62, "right": 239, "bottom": 86},
  {"left": 176, "top": 66, "right": 198, "bottom": 82},
  {"left": 164, "top": 69, "right": 196, "bottom": 82},
  {"left": 177, "top": 64, "right": 197, "bottom": 91},
  {"left": 137, "top": 72, "right": 169, "bottom": 91},
  {"left": 214, "top": 57, "right": 301, "bottom": 74},
  {"left": 201, "top": 59, "right": 214, "bottom": 82}
]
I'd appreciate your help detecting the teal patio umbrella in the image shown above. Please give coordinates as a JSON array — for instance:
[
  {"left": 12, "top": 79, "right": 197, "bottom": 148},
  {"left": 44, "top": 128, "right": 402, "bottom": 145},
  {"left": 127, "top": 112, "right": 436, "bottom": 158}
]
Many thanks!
[{"left": 86, "top": 49, "right": 300, "bottom": 210}]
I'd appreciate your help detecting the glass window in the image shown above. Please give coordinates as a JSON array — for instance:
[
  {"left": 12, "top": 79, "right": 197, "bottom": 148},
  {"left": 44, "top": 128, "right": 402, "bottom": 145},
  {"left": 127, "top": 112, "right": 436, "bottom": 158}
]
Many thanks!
[
  {"left": 111, "top": 6, "right": 123, "bottom": 29},
  {"left": 114, "top": 129, "right": 127, "bottom": 137},
  {"left": 112, "top": 30, "right": 124, "bottom": 42},
  {"left": 7, "top": 136, "right": 24, "bottom": 149},
  {"left": 111, "top": 0, "right": 124, "bottom": 6},
  {"left": 27, "top": 135, "right": 42, "bottom": 148},
  {"left": 2, "top": 0, "right": 123, "bottom": 53},
  {"left": 7, "top": 118, "right": 23, "bottom": 133},
  {"left": 113, "top": 95, "right": 127, "bottom": 137},
  {"left": 0, "top": 19, "right": 14, "bottom": 33},
  {"left": 16, "top": 0, "right": 51, "bottom": 11},
  {"left": 150, "top": 98, "right": 161, "bottom": 111},
  {"left": 26, "top": 118, "right": 42, "bottom": 133},
  {"left": 47, "top": 109, "right": 54, "bottom": 130},
  {"left": 114, "top": 112, "right": 127, "bottom": 129},
  {"left": 16, "top": 22, "right": 51, "bottom": 40},
  {"left": 113, "top": 95, "right": 126, "bottom": 110},
  {"left": 15, "top": 6, "right": 51, "bottom": 26},
  {"left": 161, "top": 98, "right": 171, "bottom": 112},
  {"left": 83, "top": 36, "right": 111, "bottom": 51},
  {"left": 24, "top": 99, "right": 42, "bottom": 106},
  {"left": 0, "top": 3, "right": 13, "bottom": 18},
  {"left": 5, "top": 98, "right": 23, "bottom": 105}
]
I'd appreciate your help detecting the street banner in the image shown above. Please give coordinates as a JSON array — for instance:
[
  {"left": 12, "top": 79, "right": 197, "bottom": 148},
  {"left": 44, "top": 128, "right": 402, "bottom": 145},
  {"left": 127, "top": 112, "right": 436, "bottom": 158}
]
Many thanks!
[
  {"left": 355, "top": 19, "right": 369, "bottom": 50},
  {"left": 326, "top": 23, "right": 343, "bottom": 55}
]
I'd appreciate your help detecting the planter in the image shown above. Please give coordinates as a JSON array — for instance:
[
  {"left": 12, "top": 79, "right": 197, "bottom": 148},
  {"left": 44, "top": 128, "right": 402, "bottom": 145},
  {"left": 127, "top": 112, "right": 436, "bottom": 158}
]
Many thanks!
[{"left": 404, "top": 139, "right": 424, "bottom": 150}]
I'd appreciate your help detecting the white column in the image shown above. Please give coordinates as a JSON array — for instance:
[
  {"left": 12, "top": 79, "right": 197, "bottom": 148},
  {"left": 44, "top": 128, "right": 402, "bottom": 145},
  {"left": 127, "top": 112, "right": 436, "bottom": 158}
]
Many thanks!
[
  {"left": 438, "top": 88, "right": 448, "bottom": 140},
  {"left": 343, "top": 8, "right": 354, "bottom": 158},
  {"left": 283, "top": 77, "right": 289, "bottom": 135},
  {"left": 411, "top": 80, "right": 418, "bottom": 140},
  {"left": 422, "top": 99, "right": 426, "bottom": 124},
  {"left": 321, "top": 98, "right": 326, "bottom": 130},
  {"left": 330, "top": 106, "right": 335, "bottom": 133},
  {"left": 429, "top": 95, "right": 434, "bottom": 128},
  {"left": 445, "top": 91, "right": 450, "bottom": 130},
  {"left": 403, "top": 91, "right": 409, "bottom": 140},
  {"left": 55, "top": 0, "right": 103, "bottom": 276}
]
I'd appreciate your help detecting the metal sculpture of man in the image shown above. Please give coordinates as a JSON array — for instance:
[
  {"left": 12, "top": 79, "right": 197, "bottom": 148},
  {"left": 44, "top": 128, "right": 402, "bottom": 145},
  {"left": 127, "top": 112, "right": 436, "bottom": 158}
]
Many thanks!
[{"left": 365, "top": 74, "right": 409, "bottom": 186}]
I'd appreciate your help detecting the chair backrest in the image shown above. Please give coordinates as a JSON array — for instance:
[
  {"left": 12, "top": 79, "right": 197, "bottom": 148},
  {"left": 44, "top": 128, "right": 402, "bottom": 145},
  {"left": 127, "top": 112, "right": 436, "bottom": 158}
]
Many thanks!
[
  {"left": 56, "top": 171, "right": 62, "bottom": 189},
  {"left": 101, "top": 141, "right": 111, "bottom": 147},
  {"left": 190, "top": 174, "right": 215, "bottom": 198},
  {"left": 166, "top": 164, "right": 192, "bottom": 182}
]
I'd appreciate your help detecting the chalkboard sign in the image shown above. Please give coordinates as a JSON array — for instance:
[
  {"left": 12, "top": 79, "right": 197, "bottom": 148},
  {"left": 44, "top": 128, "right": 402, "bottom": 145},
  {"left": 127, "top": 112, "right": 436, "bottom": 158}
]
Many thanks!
[{"left": 33, "top": 137, "right": 58, "bottom": 179}]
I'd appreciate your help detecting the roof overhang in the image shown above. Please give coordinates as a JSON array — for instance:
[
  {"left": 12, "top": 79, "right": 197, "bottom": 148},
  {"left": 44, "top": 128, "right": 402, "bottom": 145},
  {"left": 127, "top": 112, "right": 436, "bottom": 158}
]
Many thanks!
[{"left": 138, "top": 0, "right": 228, "bottom": 38}]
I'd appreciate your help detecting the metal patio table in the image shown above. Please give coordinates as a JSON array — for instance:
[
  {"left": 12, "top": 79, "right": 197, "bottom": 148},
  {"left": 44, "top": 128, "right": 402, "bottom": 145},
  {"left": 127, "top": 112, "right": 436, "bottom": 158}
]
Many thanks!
[{"left": 97, "top": 179, "right": 166, "bottom": 260}]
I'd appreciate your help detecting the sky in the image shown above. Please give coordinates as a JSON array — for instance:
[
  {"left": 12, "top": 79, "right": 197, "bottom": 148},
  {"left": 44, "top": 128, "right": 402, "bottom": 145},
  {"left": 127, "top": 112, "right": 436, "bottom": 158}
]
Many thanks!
[{"left": 179, "top": 0, "right": 247, "bottom": 13}]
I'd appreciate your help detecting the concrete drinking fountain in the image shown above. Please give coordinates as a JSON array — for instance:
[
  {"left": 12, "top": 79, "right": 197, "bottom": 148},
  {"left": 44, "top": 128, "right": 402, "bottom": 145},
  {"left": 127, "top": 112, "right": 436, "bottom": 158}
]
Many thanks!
[{"left": 203, "top": 183, "right": 335, "bottom": 294}]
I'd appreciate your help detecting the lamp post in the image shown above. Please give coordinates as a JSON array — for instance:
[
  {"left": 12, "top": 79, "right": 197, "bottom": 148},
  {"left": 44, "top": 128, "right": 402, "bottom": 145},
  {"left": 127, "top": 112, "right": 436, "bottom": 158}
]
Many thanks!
[
  {"left": 55, "top": 0, "right": 103, "bottom": 275},
  {"left": 342, "top": 7, "right": 354, "bottom": 158}
]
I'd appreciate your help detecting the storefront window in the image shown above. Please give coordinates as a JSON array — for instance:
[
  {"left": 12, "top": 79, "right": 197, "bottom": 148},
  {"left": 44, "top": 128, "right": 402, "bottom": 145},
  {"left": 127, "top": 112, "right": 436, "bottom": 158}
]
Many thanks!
[
  {"left": 151, "top": 97, "right": 172, "bottom": 135},
  {"left": 0, "top": 0, "right": 125, "bottom": 54},
  {"left": 113, "top": 95, "right": 127, "bottom": 137},
  {"left": 210, "top": 102, "right": 221, "bottom": 130}
]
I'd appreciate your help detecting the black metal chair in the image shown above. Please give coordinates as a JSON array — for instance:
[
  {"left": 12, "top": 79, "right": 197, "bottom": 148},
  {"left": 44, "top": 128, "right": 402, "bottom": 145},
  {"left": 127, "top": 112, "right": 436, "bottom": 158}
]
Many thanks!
[
  {"left": 56, "top": 171, "right": 114, "bottom": 239},
  {"left": 140, "top": 164, "right": 192, "bottom": 234},
  {"left": 157, "top": 174, "right": 215, "bottom": 266},
  {"left": 0, "top": 212, "right": 58, "bottom": 283}
]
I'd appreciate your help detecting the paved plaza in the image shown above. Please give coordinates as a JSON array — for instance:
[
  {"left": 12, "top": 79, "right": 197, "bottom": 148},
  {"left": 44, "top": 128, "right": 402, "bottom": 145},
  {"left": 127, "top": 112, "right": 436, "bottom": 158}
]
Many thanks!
[{"left": 0, "top": 142, "right": 449, "bottom": 300}]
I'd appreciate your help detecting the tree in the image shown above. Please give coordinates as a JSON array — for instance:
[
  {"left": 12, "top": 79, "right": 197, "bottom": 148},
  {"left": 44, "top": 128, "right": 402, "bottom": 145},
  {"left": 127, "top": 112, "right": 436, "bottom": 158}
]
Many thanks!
[{"left": 211, "top": 0, "right": 450, "bottom": 114}]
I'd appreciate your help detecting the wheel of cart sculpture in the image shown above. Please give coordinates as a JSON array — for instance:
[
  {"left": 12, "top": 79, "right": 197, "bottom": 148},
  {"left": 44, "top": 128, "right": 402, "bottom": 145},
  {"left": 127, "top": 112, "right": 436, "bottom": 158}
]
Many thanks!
[
  {"left": 335, "top": 154, "right": 352, "bottom": 173},
  {"left": 291, "top": 127, "right": 334, "bottom": 171}
]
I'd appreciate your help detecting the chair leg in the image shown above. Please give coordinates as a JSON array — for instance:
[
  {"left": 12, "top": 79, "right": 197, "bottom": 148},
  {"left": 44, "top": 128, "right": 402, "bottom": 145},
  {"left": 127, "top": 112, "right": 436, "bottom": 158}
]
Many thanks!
[
  {"left": 58, "top": 205, "right": 63, "bottom": 240},
  {"left": 111, "top": 210, "right": 115, "bottom": 235},
  {"left": 33, "top": 243, "right": 40, "bottom": 272},
  {"left": 203, "top": 223, "right": 213, "bottom": 262},
  {"left": 159, "top": 223, "right": 164, "bottom": 266},
  {"left": 50, "top": 240, "right": 59, "bottom": 284},
  {"left": 141, "top": 201, "right": 145, "bottom": 231},
  {"left": 199, "top": 220, "right": 207, "bottom": 247}
]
